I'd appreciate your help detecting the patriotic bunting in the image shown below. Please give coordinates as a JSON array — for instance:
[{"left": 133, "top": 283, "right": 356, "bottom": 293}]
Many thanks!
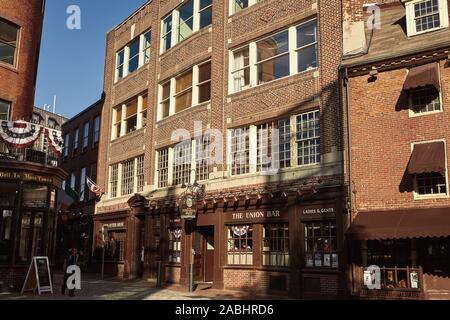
[
  {"left": 45, "top": 127, "right": 64, "bottom": 156},
  {"left": 0, "top": 120, "right": 42, "bottom": 149},
  {"left": 232, "top": 225, "right": 250, "bottom": 237}
]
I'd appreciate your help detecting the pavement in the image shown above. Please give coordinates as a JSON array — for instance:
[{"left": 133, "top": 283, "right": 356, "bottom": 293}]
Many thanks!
[{"left": 0, "top": 273, "right": 291, "bottom": 300}]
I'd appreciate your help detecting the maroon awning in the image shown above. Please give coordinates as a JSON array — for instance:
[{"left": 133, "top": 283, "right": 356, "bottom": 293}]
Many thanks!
[
  {"left": 407, "top": 141, "right": 446, "bottom": 175},
  {"left": 403, "top": 63, "right": 440, "bottom": 91},
  {"left": 346, "top": 208, "right": 450, "bottom": 240}
]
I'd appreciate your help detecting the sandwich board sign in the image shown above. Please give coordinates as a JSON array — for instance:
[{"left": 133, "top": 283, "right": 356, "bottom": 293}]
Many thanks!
[{"left": 21, "top": 256, "right": 53, "bottom": 295}]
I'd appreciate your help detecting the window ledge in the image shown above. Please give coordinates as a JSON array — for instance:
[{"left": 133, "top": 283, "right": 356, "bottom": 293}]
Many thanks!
[
  {"left": 0, "top": 61, "right": 18, "bottom": 73},
  {"left": 113, "top": 63, "right": 149, "bottom": 86},
  {"left": 160, "top": 26, "right": 212, "bottom": 58},
  {"left": 156, "top": 101, "right": 210, "bottom": 124},
  {"left": 409, "top": 109, "right": 443, "bottom": 118},
  {"left": 111, "top": 127, "right": 145, "bottom": 144},
  {"left": 413, "top": 194, "right": 449, "bottom": 200},
  {"left": 407, "top": 26, "right": 448, "bottom": 38}
]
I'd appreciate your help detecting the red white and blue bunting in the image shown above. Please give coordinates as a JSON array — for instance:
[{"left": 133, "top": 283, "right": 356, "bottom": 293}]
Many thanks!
[
  {"left": 232, "top": 225, "right": 250, "bottom": 237},
  {"left": 0, "top": 120, "right": 42, "bottom": 149},
  {"left": 172, "top": 229, "right": 182, "bottom": 239},
  {"left": 45, "top": 127, "right": 64, "bottom": 156}
]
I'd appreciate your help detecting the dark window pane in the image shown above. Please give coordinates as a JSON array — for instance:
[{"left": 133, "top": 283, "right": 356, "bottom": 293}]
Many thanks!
[
  {"left": 198, "top": 82, "right": 211, "bottom": 103},
  {"left": 200, "top": 6, "right": 212, "bottom": 29},
  {"left": 298, "top": 44, "right": 318, "bottom": 72},
  {"left": 199, "top": 62, "right": 211, "bottom": 82},
  {"left": 257, "top": 54, "right": 290, "bottom": 84}
]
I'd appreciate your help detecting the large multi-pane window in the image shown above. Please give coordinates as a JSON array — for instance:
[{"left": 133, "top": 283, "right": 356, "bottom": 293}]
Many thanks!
[
  {"left": 416, "top": 172, "right": 447, "bottom": 195},
  {"left": 305, "top": 221, "right": 338, "bottom": 268},
  {"left": 196, "top": 135, "right": 210, "bottom": 181},
  {"left": 173, "top": 142, "right": 192, "bottom": 186},
  {"left": 136, "top": 155, "right": 145, "bottom": 192},
  {"left": 263, "top": 224, "right": 290, "bottom": 267},
  {"left": 227, "top": 226, "right": 253, "bottom": 265},
  {"left": 256, "top": 119, "right": 291, "bottom": 172},
  {"left": 82, "top": 122, "right": 89, "bottom": 149},
  {"left": 410, "top": 86, "right": 441, "bottom": 114},
  {"left": 110, "top": 164, "right": 118, "bottom": 198},
  {"left": 278, "top": 118, "right": 291, "bottom": 169},
  {"left": 0, "top": 19, "right": 19, "bottom": 66},
  {"left": 160, "top": 0, "right": 213, "bottom": 53},
  {"left": 296, "top": 110, "right": 321, "bottom": 165},
  {"left": 121, "top": 159, "right": 135, "bottom": 196},
  {"left": 17, "top": 211, "right": 44, "bottom": 263},
  {"left": 93, "top": 115, "right": 100, "bottom": 145},
  {"left": 178, "top": 0, "right": 194, "bottom": 42},
  {"left": 158, "top": 61, "right": 211, "bottom": 120},
  {"left": 414, "top": 0, "right": 440, "bottom": 32},
  {"left": 175, "top": 71, "right": 193, "bottom": 113},
  {"left": 168, "top": 228, "right": 182, "bottom": 263},
  {"left": 229, "top": 18, "right": 318, "bottom": 94},
  {"left": 80, "top": 167, "right": 87, "bottom": 201},
  {"left": 112, "top": 93, "right": 147, "bottom": 140},
  {"left": 230, "top": 127, "right": 250, "bottom": 175},
  {"left": 115, "top": 30, "right": 152, "bottom": 82},
  {"left": 157, "top": 149, "right": 169, "bottom": 188},
  {"left": 0, "top": 99, "right": 10, "bottom": 120}
]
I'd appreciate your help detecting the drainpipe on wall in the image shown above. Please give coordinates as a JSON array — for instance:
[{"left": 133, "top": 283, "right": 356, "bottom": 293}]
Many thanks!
[{"left": 344, "top": 68, "right": 353, "bottom": 224}]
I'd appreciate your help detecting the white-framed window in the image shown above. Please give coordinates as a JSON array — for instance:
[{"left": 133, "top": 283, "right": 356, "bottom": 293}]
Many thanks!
[
  {"left": 227, "top": 225, "right": 253, "bottom": 265},
  {"left": 70, "top": 172, "right": 76, "bottom": 191},
  {"left": 0, "top": 100, "right": 10, "bottom": 121},
  {"left": 73, "top": 128, "right": 79, "bottom": 154},
  {"left": 109, "top": 164, "right": 119, "bottom": 198},
  {"left": 228, "top": 111, "right": 320, "bottom": 176},
  {"left": 93, "top": 115, "right": 100, "bottom": 145},
  {"left": 158, "top": 61, "right": 211, "bottom": 120},
  {"left": 405, "top": 0, "right": 449, "bottom": 36},
  {"left": 157, "top": 148, "right": 169, "bottom": 188},
  {"left": 160, "top": 0, "right": 213, "bottom": 54},
  {"left": 173, "top": 141, "right": 192, "bottom": 186},
  {"left": 230, "top": 127, "right": 250, "bottom": 175},
  {"left": 112, "top": 93, "right": 148, "bottom": 140},
  {"left": 121, "top": 159, "right": 135, "bottom": 196},
  {"left": 196, "top": 134, "right": 210, "bottom": 181},
  {"left": 296, "top": 110, "right": 321, "bottom": 166},
  {"left": 168, "top": 228, "right": 182, "bottom": 263},
  {"left": 262, "top": 223, "right": 290, "bottom": 267},
  {"left": 230, "top": 0, "right": 260, "bottom": 15},
  {"left": 63, "top": 133, "right": 70, "bottom": 158},
  {"left": 80, "top": 167, "right": 87, "bottom": 201},
  {"left": 114, "top": 29, "right": 152, "bottom": 82},
  {"left": 229, "top": 18, "right": 318, "bottom": 94},
  {"left": 411, "top": 140, "right": 449, "bottom": 198},
  {"left": 136, "top": 155, "right": 145, "bottom": 192},
  {"left": 82, "top": 122, "right": 89, "bottom": 149},
  {"left": 0, "top": 18, "right": 19, "bottom": 67},
  {"left": 305, "top": 221, "right": 338, "bottom": 268},
  {"left": 409, "top": 86, "right": 442, "bottom": 115}
]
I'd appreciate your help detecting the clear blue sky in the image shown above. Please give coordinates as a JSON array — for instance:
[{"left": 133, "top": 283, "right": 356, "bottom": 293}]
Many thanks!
[{"left": 35, "top": 0, "right": 147, "bottom": 118}]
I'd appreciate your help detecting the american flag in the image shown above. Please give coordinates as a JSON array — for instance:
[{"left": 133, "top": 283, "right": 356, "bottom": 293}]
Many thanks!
[{"left": 86, "top": 176, "right": 102, "bottom": 195}]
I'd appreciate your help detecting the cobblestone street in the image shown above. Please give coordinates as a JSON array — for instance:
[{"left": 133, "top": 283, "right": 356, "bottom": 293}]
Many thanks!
[{"left": 0, "top": 273, "right": 290, "bottom": 300}]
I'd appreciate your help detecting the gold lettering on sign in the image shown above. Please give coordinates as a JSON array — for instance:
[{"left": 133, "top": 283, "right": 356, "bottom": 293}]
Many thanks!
[{"left": 232, "top": 210, "right": 281, "bottom": 220}]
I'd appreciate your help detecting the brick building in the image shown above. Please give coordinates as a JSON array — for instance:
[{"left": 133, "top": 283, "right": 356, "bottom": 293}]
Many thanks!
[
  {"left": 95, "top": 0, "right": 345, "bottom": 298},
  {"left": 57, "top": 98, "right": 103, "bottom": 271},
  {"left": 0, "top": 0, "right": 67, "bottom": 291},
  {"left": 342, "top": 0, "right": 450, "bottom": 299}
]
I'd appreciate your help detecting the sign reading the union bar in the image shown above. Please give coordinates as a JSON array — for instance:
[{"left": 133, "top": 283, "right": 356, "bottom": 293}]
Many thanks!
[
  {"left": 225, "top": 210, "right": 287, "bottom": 223},
  {"left": 0, "top": 171, "right": 52, "bottom": 184}
]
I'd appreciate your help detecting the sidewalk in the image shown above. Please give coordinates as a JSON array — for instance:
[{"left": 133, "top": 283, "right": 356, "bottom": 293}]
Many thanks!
[{"left": 0, "top": 273, "right": 293, "bottom": 300}]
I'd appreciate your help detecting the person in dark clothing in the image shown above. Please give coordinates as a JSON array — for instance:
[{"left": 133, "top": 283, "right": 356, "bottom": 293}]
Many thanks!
[{"left": 62, "top": 247, "right": 79, "bottom": 297}]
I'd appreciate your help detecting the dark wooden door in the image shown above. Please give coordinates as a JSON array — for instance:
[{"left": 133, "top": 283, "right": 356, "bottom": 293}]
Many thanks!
[
  {"left": 204, "top": 232, "right": 214, "bottom": 282},
  {"left": 192, "top": 230, "right": 203, "bottom": 282}
]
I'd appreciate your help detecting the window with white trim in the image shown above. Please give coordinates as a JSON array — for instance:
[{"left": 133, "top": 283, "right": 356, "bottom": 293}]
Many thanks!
[
  {"left": 158, "top": 61, "right": 211, "bottom": 120},
  {"left": 173, "top": 141, "right": 192, "bottom": 186},
  {"left": 114, "top": 30, "right": 152, "bottom": 82},
  {"left": 73, "top": 128, "right": 79, "bottom": 155},
  {"left": 112, "top": 93, "right": 147, "bottom": 140},
  {"left": 110, "top": 164, "right": 118, "bottom": 198},
  {"left": 263, "top": 223, "right": 290, "bottom": 267},
  {"left": 125, "top": 98, "right": 138, "bottom": 134},
  {"left": 82, "top": 122, "right": 89, "bottom": 149},
  {"left": 93, "top": 115, "right": 100, "bottom": 145},
  {"left": 160, "top": 0, "right": 213, "bottom": 54},
  {"left": 405, "top": 0, "right": 449, "bottom": 36},
  {"left": 196, "top": 134, "right": 210, "bottom": 181},
  {"left": 157, "top": 148, "right": 169, "bottom": 188},
  {"left": 230, "top": 127, "right": 250, "bottom": 175},
  {"left": 229, "top": 18, "right": 318, "bottom": 94},
  {"left": 121, "top": 159, "right": 135, "bottom": 196},
  {"left": 0, "top": 99, "right": 9, "bottom": 120},
  {"left": 136, "top": 155, "right": 145, "bottom": 192},
  {"left": 63, "top": 133, "right": 70, "bottom": 158},
  {"left": 305, "top": 221, "right": 338, "bottom": 268},
  {"left": 410, "top": 86, "right": 441, "bottom": 114},
  {"left": 0, "top": 18, "right": 19, "bottom": 66},
  {"left": 70, "top": 172, "right": 76, "bottom": 191},
  {"left": 416, "top": 172, "right": 447, "bottom": 195},
  {"left": 80, "top": 167, "right": 87, "bottom": 201},
  {"left": 296, "top": 110, "right": 321, "bottom": 165},
  {"left": 227, "top": 225, "right": 253, "bottom": 265}
]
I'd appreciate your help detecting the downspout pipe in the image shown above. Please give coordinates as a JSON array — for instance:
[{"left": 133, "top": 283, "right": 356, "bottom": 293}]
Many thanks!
[{"left": 344, "top": 68, "right": 353, "bottom": 223}]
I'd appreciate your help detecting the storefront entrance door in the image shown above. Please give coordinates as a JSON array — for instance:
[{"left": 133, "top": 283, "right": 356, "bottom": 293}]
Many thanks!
[{"left": 192, "top": 227, "right": 214, "bottom": 283}]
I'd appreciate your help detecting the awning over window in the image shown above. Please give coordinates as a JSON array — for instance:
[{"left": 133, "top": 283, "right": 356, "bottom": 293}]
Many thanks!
[
  {"left": 407, "top": 141, "right": 446, "bottom": 175},
  {"left": 403, "top": 62, "right": 440, "bottom": 91},
  {"left": 346, "top": 208, "right": 450, "bottom": 240}
]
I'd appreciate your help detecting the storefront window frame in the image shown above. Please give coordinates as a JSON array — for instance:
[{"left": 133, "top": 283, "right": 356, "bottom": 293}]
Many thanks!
[
  {"left": 262, "top": 223, "right": 290, "bottom": 267},
  {"left": 227, "top": 225, "right": 253, "bottom": 266},
  {"left": 304, "top": 220, "right": 338, "bottom": 269}
]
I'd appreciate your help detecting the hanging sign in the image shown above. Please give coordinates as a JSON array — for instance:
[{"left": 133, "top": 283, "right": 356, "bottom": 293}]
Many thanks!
[
  {"left": 21, "top": 256, "right": 53, "bottom": 295},
  {"left": 180, "top": 193, "right": 197, "bottom": 220}
]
